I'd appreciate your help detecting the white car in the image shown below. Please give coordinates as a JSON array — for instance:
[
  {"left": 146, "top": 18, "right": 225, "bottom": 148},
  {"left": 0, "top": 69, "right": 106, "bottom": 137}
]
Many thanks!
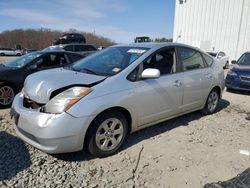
[
  {"left": 0, "top": 48, "right": 22, "bottom": 56},
  {"left": 207, "top": 51, "right": 229, "bottom": 69}
]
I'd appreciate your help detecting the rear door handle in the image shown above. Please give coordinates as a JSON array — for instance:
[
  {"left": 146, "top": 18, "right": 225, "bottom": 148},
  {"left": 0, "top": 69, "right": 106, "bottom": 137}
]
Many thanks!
[
  {"left": 174, "top": 80, "right": 182, "bottom": 87},
  {"left": 205, "top": 74, "right": 213, "bottom": 79}
]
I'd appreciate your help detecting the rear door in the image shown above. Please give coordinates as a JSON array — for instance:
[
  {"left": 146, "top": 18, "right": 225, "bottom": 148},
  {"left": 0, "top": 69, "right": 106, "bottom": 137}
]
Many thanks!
[{"left": 176, "top": 47, "right": 213, "bottom": 112}]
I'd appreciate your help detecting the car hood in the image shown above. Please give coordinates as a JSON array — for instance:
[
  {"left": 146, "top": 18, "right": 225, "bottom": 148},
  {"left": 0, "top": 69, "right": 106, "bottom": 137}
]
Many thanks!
[
  {"left": 232, "top": 64, "right": 250, "bottom": 72},
  {"left": 0, "top": 64, "right": 17, "bottom": 77},
  {"left": 24, "top": 68, "right": 106, "bottom": 104}
]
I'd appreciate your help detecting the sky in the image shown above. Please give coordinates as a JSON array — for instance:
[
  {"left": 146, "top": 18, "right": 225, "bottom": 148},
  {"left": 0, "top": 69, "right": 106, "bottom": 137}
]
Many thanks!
[{"left": 0, "top": 0, "right": 175, "bottom": 43}]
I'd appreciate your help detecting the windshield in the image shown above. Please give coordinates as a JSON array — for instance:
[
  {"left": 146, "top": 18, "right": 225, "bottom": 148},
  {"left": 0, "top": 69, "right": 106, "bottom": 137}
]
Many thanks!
[
  {"left": 5, "top": 52, "right": 42, "bottom": 68},
  {"left": 237, "top": 53, "right": 250, "bottom": 65},
  {"left": 70, "top": 46, "right": 149, "bottom": 76},
  {"left": 207, "top": 52, "right": 217, "bottom": 57}
]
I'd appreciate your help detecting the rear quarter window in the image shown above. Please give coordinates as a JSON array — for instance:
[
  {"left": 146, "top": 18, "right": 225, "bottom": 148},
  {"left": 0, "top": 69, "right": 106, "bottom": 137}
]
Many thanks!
[{"left": 202, "top": 54, "right": 214, "bottom": 67}]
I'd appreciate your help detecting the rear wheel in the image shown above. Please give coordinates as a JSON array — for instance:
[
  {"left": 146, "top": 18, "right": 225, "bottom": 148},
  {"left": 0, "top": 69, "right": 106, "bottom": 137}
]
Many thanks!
[
  {"left": 86, "top": 111, "right": 128, "bottom": 158},
  {"left": 202, "top": 89, "right": 220, "bottom": 115},
  {"left": 0, "top": 83, "right": 16, "bottom": 108},
  {"left": 0, "top": 53, "right": 5, "bottom": 56}
]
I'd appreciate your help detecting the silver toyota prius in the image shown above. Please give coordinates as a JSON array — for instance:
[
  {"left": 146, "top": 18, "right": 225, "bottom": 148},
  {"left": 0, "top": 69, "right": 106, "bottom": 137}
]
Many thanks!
[{"left": 11, "top": 43, "right": 225, "bottom": 157}]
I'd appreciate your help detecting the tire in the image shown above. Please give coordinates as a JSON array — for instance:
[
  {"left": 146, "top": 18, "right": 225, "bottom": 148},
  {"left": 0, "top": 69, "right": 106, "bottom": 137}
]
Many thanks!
[
  {"left": 0, "top": 53, "right": 5, "bottom": 56},
  {"left": 0, "top": 83, "right": 16, "bottom": 108},
  {"left": 17, "top": 53, "right": 21, "bottom": 56},
  {"left": 86, "top": 111, "right": 128, "bottom": 158},
  {"left": 202, "top": 89, "right": 220, "bottom": 115}
]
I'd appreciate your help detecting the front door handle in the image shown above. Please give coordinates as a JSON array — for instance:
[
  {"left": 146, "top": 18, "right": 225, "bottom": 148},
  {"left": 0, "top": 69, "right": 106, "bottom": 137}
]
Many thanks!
[{"left": 174, "top": 80, "right": 182, "bottom": 87}]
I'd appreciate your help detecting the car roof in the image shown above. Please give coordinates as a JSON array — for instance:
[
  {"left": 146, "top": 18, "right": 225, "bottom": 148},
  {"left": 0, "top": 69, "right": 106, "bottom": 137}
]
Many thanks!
[
  {"left": 113, "top": 42, "right": 202, "bottom": 51},
  {"left": 55, "top": 43, "right": 95, "bottom": 47},
  {"left": 32, "top": 50, "right": 83, "bottom": 56}
]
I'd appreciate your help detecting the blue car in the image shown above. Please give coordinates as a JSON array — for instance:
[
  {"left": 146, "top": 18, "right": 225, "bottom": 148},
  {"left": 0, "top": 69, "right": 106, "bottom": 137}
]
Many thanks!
[{"left": 226, "top": 52, "right": 250, "bottom": 91}]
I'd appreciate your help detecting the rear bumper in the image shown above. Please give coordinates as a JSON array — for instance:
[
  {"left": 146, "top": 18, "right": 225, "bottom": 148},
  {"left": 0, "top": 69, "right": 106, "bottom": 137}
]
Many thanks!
[{"left": 11, "top": 93, "right": 94, "bottom": 154}]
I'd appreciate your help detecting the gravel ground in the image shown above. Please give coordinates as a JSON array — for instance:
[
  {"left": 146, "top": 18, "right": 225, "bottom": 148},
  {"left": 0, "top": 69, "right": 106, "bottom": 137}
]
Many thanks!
[{"left": 0, "top": 90, "right": 249, "bottom": 188}]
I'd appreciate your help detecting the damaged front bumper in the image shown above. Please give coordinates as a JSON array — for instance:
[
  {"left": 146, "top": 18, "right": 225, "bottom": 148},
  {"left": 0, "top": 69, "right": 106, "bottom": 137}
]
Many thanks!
[{"left": 11, "top": 93, "right": 94, "bottom": 154}]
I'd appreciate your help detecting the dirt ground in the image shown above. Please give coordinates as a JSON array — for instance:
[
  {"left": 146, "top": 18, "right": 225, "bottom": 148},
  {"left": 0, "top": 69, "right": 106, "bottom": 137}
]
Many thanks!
[{"left": 0, "top": 89, "right": 250, "bottom": 188}]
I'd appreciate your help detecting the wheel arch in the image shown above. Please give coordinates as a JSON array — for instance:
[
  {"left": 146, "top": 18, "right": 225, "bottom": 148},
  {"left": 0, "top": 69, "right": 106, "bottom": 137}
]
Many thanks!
[
  {"left": 211, "top": 85, "right": 222, "bottom": 98},
  {"left": 0, "top": 80, "right": 19, "bottom": 93},
  {"left": 83, "top": 106, "right": 132, "bottom": 148}
]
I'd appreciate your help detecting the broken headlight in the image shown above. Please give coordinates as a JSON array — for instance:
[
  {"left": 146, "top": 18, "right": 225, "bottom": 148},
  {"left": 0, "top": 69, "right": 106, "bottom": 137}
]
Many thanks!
[{"left": 44, "top": 87, "right": 92, "bottom": 114}]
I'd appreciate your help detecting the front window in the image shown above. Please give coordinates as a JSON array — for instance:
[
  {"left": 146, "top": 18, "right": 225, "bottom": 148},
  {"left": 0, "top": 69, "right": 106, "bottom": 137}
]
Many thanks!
[
  {"left": 71, "top": 46, "right": 149, "bottom": 76},
  {"left": 237, "top": 53, "right": 250, "bottom": 65},
  {"left": 4, "top": 52, "right": 42, "bottom": 68}
]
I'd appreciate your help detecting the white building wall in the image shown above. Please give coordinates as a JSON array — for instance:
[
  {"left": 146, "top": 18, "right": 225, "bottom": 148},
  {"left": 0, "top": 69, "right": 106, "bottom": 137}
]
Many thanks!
[{"left": 173, "top": 0, "right": 250, "bottom": 60}]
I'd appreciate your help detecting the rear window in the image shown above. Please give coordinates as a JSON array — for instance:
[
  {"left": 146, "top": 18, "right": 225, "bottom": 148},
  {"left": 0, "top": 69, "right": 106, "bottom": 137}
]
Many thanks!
[
  {"left": 67, "top": 53, "right": 83, "bottom": 62},
  {"left": 208, "top": 52, "right": 217, "bottom": 57},
  {"left": 86, "top": 45, "right": 97, "bottom": 51},
  {"left": 74, "top": 45, "right": 85, "bottom": 52},
  {"left": 179, "top": 47, "right": 205, "bottom": 71},
  {"left": 64, "top": 45, "right": 74, "bottom": 52},
  {"left": 202, "top": 54, "right": 214, "bottom": 66}
]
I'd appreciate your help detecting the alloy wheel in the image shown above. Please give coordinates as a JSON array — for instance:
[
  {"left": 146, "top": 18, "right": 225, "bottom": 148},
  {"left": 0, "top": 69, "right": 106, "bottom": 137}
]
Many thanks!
[
  {"left": 0, "top": 86, "right": 15, "bottom": 106},
  {"left": 207, "top": 91, "right": 219, "bottom": 112},
  {"left": 95, "top": 118, "right": 124, "bottom": 151}
]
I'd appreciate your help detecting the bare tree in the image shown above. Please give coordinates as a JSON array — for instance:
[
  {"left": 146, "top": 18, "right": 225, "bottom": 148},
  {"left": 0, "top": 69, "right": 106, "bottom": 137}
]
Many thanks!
[{"left": 0, "top": 28, "right": 115, "bottom": 50}]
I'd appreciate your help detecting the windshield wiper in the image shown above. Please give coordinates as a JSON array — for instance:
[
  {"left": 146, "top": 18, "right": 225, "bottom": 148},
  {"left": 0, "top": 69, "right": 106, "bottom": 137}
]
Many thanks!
[{"left": 81, "top": 68, "right": 100, "bottom": 75}]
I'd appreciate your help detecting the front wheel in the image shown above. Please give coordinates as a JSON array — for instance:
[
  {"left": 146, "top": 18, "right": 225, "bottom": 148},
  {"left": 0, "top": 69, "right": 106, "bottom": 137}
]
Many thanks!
[
  {"left": 202, "top": 89, "right": 220, "bottom": 115},
  {"left": 0, "top": 83, "right": 16, "bottom": 108},
  {"left": 86, "top": 111, "right": 128, "bottom": 158}
]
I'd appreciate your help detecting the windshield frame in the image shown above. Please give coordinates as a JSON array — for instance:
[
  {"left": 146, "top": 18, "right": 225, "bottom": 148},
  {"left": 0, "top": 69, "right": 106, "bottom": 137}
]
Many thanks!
[
  {"left": 70, "top": 46, "right": 149, "bottom": 77},
  {"left": 237, "top": 53, "right": 250, "bottom": 66}
]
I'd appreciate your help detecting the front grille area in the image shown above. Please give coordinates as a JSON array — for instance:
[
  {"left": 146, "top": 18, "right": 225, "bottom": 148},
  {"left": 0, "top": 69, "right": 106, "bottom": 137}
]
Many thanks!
[
  {"left": 240, "top": 76, "right": 250, "bottom": 82},
  {"left": 17, "top": 126, "right": 39, "bottom": 143},
  {"left": 23, "top": 97, "right": 44, "bottom": 109}
]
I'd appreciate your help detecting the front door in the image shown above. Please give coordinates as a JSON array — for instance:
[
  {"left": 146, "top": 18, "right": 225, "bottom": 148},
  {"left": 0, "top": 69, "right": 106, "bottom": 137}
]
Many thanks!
[{"left": 132, "top": 47, "right": 183, "bottom": 127}]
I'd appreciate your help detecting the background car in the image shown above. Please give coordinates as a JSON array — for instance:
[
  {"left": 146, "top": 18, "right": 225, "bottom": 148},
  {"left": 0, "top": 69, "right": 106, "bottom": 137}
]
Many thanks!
[
  {"left": 207, "top": 51, "right": 229, "bottom": 69},
  {"left": 43, "top": 43, "right": 97, "bottom": 57},
  {"left": 53, "top": 33, "right": 86, "bottom": 45},
  {"left": 0, "top": 48, "right": 22, "bottom": 56},
  {"left": 226, "top": 52, "right": 250, "bottom": 91},
  {"left": 0, "top": 51, "right": 83, "bottom": 108},
  {"left": 11, "top": 43, "right": 225, "bottom": 157}
]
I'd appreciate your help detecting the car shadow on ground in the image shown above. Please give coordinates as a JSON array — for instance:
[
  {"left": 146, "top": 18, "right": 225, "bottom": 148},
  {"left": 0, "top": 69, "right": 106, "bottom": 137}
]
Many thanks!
[
  {"left": 123, "top": 99, "right": 230, "bottom": 151},
  {"left": 54, "top": 99, "right": 230, "bottom": 161},
  {"left": 0, "top": 131, "right": 31, "bottom": 181},
  {"left": 227, "top": 89, "right": 250, "bottom": 96}
]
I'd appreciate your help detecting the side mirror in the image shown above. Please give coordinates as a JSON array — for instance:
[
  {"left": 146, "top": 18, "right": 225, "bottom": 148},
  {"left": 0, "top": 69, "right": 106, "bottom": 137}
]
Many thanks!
[
  {"left": 231, "top": 60, "right": 236, "bottom": 64},
  {"left": 29, "top": 64, "right": 38, "bottom": 70},
  {"left": 141, "top": 68, "right": 160, "bottom": 79}
]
